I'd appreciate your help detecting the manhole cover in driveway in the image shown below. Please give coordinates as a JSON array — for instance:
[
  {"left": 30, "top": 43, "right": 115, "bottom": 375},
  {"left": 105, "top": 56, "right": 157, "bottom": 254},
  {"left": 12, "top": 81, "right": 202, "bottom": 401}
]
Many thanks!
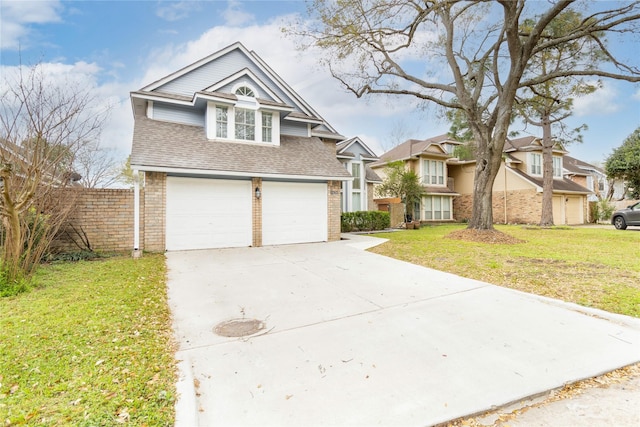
[{"left": 214, "top": 318, "right": 265, "bottom": 337}]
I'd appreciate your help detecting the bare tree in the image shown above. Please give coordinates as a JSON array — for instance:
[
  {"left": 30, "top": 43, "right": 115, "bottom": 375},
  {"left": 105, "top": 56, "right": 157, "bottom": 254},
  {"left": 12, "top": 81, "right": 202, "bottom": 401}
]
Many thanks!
[
  {"left": 293, "top": 0, "right": 640, "bottom": 229},
  {"left": 0, "top": 62, "right": 108, "bottom": 282},
  {"left": 74, "top": 138, "right": 121, "bottom": 188}
]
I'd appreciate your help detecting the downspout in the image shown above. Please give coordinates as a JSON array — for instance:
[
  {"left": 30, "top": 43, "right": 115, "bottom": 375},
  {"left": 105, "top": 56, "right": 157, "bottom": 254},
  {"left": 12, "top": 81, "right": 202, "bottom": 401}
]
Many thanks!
[{"left": 133, "top": 169, "right": 141, "bottom": 258}]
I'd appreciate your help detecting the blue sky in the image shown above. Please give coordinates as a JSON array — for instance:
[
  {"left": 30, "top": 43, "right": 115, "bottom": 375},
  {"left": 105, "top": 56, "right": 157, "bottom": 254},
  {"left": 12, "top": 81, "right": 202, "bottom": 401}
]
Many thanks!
[{"left": 1, "top": 0, "right": 639, "bottom": 166}]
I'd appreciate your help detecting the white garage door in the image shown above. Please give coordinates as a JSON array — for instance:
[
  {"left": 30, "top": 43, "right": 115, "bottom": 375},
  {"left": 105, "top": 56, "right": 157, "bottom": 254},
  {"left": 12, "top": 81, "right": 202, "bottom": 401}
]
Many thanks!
[
  {"left": 262, "top": 181, "right": 327, "bottom": 246},
  {"left": 166, "top": 177, "right": 252, "bottom": 251}
]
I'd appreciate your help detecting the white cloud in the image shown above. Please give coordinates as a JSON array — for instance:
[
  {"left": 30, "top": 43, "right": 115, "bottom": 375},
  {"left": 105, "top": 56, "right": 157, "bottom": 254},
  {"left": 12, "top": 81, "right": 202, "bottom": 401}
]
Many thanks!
[
  {"left": 222, "top": 0, "right": 255, "bottom": 27},
  {"left": 572, "top": 81, "right": 620, "bottom": 116},
  {"left": 0, "top": 0, "right": 63, "bottom": 50},
  {"left": 155, "top": 1, "right": 199, "bottom": 22}
]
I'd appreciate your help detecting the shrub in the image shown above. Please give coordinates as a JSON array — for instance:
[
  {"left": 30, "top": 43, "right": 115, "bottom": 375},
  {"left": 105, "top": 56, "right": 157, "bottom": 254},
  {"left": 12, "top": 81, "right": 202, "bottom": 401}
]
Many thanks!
[
  {"left": 0, "top": 267, "right": 29, "bottom": 297},
  {"left": 591, "top": 199, "right": 616, "bottom": 222},
  {"left": 341, "top": 211, "right": 390, "bottom": 232}
]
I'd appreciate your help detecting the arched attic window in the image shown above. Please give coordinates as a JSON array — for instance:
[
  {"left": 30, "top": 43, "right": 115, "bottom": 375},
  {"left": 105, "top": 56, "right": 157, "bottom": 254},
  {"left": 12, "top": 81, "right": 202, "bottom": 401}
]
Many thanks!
[{"left": 235, "top": 86, "right": 255, "bottom": 97}]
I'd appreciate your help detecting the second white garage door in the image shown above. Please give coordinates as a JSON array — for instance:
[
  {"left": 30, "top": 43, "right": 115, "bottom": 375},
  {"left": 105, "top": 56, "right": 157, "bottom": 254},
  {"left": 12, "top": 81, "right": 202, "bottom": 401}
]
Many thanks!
[
  {"left": 262, "top": 181, "right": 328, "bottom": 246},
  {"left": 166, "top": 177, "right": 252, "bottom": 251}
]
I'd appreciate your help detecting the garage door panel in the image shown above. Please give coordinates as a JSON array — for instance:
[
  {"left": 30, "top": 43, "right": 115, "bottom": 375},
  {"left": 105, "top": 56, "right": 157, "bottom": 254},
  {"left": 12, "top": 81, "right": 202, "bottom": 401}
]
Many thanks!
[
  {"left": 166, "top": 177, "right": 252, "bottom": 250},
  {"left": 262, "top": 182, "right": 327, "bottom": 246}
]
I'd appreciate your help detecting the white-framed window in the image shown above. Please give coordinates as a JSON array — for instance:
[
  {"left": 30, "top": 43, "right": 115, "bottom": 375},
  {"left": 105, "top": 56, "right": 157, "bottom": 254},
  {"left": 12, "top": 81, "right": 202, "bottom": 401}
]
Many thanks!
[
  {"left": 234, "top": 108, "right": 256, "bottom": 141},
  {"left": 552, "top": 156, "right": 562, "bottom": 178},
  {"left": 423, "top": 196, "right": 452, "bottom": 220},
  {"left": 262, "top": 112, "right": 272, "bottom": 143},
  {"left": 351, "top": 163, "right": 362, "bottom": 211},
  {"left": 235, "top": 86, "right": 255, "bottom": 97},
  {"left": 208, "top": 100, "right": 279, "bottom": 145},
  {"left": 422, "top": 159, "right": 445, "bottom": 185},
  {"left": 215, "top": 106, "right": 228, "bottom": 138},
  {"left": 530, "top": 153, "right": 542, "bottom": 176}
]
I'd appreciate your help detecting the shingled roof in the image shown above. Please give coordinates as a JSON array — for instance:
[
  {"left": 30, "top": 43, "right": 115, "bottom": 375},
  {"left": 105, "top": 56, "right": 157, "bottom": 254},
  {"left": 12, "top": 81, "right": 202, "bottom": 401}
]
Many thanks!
[
  {"left": 508, "top": 167, "right": 591, "bottom": 194},
  {"left": 130, "top": 117, "right": 351, "bottom": 179}
]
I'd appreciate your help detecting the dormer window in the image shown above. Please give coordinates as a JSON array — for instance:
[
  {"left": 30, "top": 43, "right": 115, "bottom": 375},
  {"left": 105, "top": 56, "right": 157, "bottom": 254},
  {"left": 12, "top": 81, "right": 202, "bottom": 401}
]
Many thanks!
[{"left": 235, "top": 86, "right": 255, "bottom": 97}]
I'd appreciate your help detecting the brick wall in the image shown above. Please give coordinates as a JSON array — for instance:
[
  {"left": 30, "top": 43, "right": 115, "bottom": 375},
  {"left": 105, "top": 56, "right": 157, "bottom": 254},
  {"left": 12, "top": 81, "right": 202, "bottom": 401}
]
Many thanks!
[
  {"left": 144, "top": 172, "right": 166, "bottom": 252},
  {"left": 328, "top": 180, "right": 341, "bottom": 241},
  {"left": 454, "top": 189, "right": 541, "bottom": 224},
  {"left": 367, "top": 182, "right": 375, "bottom": 211},
  {"left": 53, "top": 188, "right": 142, "bottom": 253}
]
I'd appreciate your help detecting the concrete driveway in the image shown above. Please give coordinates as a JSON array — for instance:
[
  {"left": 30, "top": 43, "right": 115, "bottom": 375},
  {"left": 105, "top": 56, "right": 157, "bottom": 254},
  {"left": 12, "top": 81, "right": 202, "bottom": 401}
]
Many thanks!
[{"left": 166, "top": 234, "right": 640, "bottom": 426}]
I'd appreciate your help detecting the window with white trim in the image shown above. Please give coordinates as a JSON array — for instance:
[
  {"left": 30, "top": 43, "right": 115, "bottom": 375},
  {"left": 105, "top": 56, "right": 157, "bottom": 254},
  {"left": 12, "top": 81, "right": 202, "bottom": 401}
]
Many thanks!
[
  {"left": 351, "top": 163, "right": 362, "bottom": 211},
  {"left": 215, "top": 106, "right": 228, "bottom": 138},
  {"left": 422, "top": 159, "right": 445, "bottom": 185},
  {"left": 235, "top": 108, "right": 255, "bottom": 141},
  {"left": 423, "top": 196, "right": 451, "bottom": 220},
  {"left": 530, "top": 153, "right": 542, "bottom": 176},
  {"left": 235, "top": 86, "right": 255, "bottom": 97},
  {"left": 262, "top": 112, "right": 272, "bottom": 143},
  {"left": 552, "top": 156, "right": 562, "bottom": 178}
]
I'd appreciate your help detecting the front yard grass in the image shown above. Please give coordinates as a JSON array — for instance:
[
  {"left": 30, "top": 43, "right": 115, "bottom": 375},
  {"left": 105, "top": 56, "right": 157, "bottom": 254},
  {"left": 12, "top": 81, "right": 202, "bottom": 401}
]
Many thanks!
[
  {"left": 369, "top": 224, "right": 640, "bottom": 318},
  {"left": 0, "top": 254, "right": 176, "bottom": 425}
]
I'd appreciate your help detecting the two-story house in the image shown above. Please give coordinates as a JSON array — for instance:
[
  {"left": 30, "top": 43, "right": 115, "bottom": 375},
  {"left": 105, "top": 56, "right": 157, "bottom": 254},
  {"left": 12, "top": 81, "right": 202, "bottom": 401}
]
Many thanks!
[
  {"left": 129, "top": 42, "right": 351, "bottom": 252},
  {"left": 336, "top": 136, "right": 381, "bottom": 212},
  {"left": 563, "top": 155, "right": 625, "bottom": 202},
  {"left": 370, "top": 134, "right": 461, "bottom": 222},
  {"left": 449, "top": 136, "right": 592, "bottom": 224}
]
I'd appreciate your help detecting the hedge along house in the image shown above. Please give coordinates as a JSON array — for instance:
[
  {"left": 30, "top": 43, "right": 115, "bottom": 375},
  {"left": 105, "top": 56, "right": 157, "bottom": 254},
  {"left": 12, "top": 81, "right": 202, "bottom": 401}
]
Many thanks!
[{"left": 129, "top": 42, "right": 351, "bottom": 252}]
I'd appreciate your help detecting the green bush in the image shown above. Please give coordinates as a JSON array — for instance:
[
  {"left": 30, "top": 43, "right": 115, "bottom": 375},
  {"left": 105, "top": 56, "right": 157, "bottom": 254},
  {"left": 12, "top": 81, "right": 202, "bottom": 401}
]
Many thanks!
[
  {"left": 341, "top": 211, "right": 390, "bottom": 232},
  {"left": 0, "top": 267, "right": 29, "bottom": 297},
  {"left": 591, "top": 199, "right": 616, "bottom": 222}
]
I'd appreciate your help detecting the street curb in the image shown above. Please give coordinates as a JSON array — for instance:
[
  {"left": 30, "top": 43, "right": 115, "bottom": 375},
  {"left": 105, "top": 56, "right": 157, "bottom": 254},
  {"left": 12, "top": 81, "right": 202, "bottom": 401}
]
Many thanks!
[{"left": 174, "top": 351, "right": 199, "bottom": 427}]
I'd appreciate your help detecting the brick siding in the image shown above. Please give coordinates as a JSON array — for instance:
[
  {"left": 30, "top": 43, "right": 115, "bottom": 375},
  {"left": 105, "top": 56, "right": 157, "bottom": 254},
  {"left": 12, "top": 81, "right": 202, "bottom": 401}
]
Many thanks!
[
  {"left": 328, "top": 180, "right": 341, "bottom": 241},
  {"left": 252, "top": 177, "right": 262, "bottom": 247},
  {"left": 143, "top": 172, "right": 166, "bottom": 252},
  {"left": 53, "top": 188, "right": 142, "bottom": 253},
  {"left": 454, "top": 189, "right": 542, "bottom": 224}
]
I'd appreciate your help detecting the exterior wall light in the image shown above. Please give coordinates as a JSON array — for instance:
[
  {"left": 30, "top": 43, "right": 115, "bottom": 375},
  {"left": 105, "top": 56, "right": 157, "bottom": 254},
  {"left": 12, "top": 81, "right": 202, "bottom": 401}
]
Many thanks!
[{"left": 255, "top": 187, "right": 261, "bottom": 199}]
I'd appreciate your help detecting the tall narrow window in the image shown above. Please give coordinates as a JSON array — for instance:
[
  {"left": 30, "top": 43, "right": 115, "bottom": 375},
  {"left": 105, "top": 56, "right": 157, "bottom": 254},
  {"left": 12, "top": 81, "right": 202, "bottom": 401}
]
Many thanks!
[
  {"left": 216, "top": 106, "right": 228, "bottom": 138},
  {"left": 530, "top": 153, "right": 542, "bottom": 175},
  {"left": 235, "top": 108, "right": 255, "bottom": 141},
  {"left": 352, "top": 163, "right": 361, "bottom": 190},
  {"left": 262, "top": 112, "right": 272, "bottom": 142},
  {"left": 351, "top": 163, "right": 362, "bottom": 211},
  {"left": 552, "top": 156, "right": 562, "bottom": 178}
]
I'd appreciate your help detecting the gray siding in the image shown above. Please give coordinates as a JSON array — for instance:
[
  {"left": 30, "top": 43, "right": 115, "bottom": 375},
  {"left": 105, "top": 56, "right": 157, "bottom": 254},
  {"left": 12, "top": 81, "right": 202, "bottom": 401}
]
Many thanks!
[
  {"left": 347, "top": 142, "right": 373, "bottom": 158},
  {"left": 154, "top": 103, "right": 204, "bottom": 127},
  {"left": 155, "top": 50, "right": 306, "bottom": 115},
  {"left": 219, "top": 76, "right": 271, "bottom": 100},
  {"left": 281, "top": 120, "right": 308, "bottom": 137}
]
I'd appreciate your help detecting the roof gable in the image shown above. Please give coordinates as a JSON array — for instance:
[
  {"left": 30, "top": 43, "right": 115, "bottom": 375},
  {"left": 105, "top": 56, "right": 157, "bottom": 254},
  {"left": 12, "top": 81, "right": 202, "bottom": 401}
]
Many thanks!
[
  {"left": 138, "top": 42, "right": 339, "bottom": 134},
  {"left": 337, "top": 136, "right": 378, "bottom": 159}
]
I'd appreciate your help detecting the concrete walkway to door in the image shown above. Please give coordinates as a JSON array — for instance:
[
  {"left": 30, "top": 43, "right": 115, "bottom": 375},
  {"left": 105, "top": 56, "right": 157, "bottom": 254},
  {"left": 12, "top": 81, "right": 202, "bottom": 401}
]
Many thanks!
[{"left": 166, "top": 235, "right": 640, "bottom": 426}]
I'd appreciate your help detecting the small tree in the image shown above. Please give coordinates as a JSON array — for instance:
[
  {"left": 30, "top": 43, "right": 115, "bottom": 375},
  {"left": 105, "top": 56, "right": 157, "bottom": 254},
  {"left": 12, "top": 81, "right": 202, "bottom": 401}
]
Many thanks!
[
  {"left": 605, "top": 127, "right": 640, "bottom": 199},
  {"left": 376, "top": 161, "right": 424, "bottom": 221},
  {"left": 0, "top": 62, "right": 108, "bottom": 285}
]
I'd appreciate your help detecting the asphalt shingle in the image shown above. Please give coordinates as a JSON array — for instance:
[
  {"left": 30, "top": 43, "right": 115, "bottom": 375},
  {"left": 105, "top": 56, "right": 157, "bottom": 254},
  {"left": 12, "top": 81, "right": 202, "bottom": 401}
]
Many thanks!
[{"left": 130, "top": 117, "right": 351, "bottom": 179}]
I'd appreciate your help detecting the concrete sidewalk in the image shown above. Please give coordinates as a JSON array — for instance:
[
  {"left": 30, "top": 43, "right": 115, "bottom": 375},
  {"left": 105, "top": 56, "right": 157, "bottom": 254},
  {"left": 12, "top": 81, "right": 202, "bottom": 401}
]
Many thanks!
[{"left": 166, "top": 234, "right": 640, "bottom": 426}]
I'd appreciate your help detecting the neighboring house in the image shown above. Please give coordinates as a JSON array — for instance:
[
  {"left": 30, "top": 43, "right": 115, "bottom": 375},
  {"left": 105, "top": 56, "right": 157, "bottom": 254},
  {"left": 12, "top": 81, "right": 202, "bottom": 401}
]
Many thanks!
[
  {"left": 449, "top": 136, "right": 592, "bottom": 225},
  {"left": 129, "top": 42, "right": 351, "bottom": 252},
  {"left": 370, "top": 134, "right": 462, "bottom": 222},
  {"left": 336, "top": 136, "right": 381, "bottom": 212},
  {"left": 563, "top": 155, "right": 625, "bottom": 201}
]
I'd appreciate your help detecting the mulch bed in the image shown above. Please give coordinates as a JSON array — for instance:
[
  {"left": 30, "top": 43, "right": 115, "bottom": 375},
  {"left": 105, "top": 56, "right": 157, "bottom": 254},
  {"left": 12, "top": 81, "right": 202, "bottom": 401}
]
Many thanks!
[{"left": 445, "top": 228, "right": 525, "bottom": 244}]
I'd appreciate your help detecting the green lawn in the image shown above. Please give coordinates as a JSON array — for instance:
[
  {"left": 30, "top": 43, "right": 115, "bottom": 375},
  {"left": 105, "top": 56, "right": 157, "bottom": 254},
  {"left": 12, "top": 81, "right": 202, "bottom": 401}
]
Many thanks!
[
  {"left": 368, "top": 224, "right": 640, "bottom": 318},
  {"left": 0, "top": 254, "right": 176, "bottom": 426}
]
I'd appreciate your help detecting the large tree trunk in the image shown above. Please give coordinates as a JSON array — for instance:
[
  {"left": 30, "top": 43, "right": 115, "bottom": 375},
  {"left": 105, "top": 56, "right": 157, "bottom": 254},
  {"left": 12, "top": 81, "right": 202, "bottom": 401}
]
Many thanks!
[
  {"left": 540, "top": 117, "right": 555, "bottom": 226},
  {"left": 468, "top": 134, "right": 505, "bottom": 230}
]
